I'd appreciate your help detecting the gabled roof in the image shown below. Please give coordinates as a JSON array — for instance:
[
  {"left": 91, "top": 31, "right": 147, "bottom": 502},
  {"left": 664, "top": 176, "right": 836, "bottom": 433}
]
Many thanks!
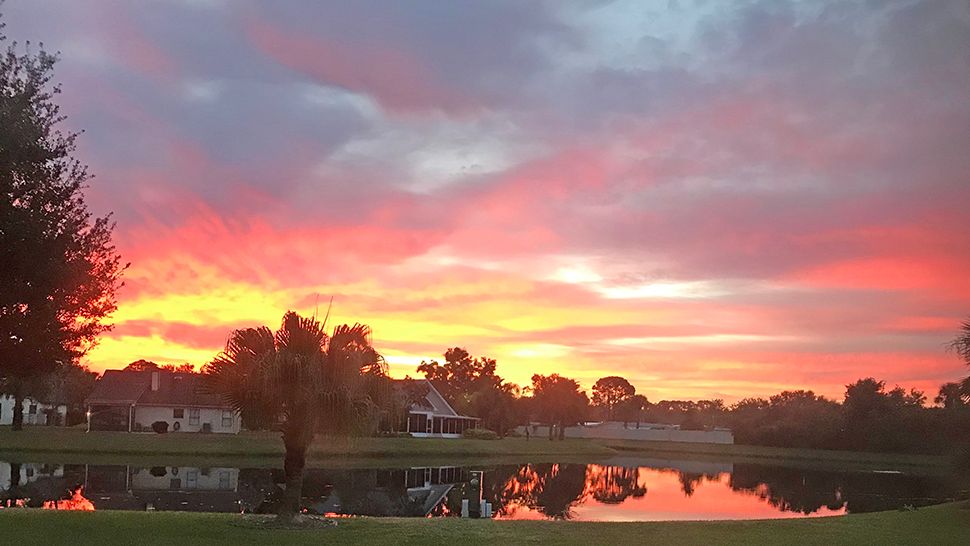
[
  {"left": 85, "top": 369, "right": 228, "bottom": 408},
  {"left": 85, "top": 370, "right": 149, "bottom": 405},
  {"left": 394, "top": 379, "right": 476, "bottom": 419}
]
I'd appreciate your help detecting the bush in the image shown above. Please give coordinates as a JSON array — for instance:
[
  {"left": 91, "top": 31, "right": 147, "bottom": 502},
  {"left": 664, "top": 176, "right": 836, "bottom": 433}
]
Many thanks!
[
  {"left": 462, "top": 428, "right": 499, "bottom": 440},
  {"left": 375, "top": 431, "right": 413, "bottom": 438},
  {"left": 151, "top": 421, "right": 169, "bottom": 434}
]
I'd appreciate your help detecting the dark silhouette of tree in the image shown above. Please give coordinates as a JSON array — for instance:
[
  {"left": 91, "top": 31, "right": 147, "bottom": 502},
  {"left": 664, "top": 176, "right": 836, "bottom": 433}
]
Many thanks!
[
  {"left": 417, "top": 348, "right": 524, "bottom": 435},
  {"left": 949, "top": 317, "right": 970, "bottom": 367},
  {"left": 727, "top": 391, "right": 842, "bottom": 449},
  {"left": 935, "top": 382, "right": 969, "bottom": 409},
  {"left": 680, "top": 408, "right": 705, "bottom": 430},
  {"left": 947, "top": 318, "right": 970, "bottom": 402},
  {"left": 530, "top": 374, "right": 589, "bottom": 440},
  {"left": 591, "top": 376, "right": 635, "bottom": 420},
  {"left": 647, "top": 400, "right": 698, "bottom": 424},
  {"left": 617, "top": 394, "right": 649, "bottom": 428},
  {"left": 469, "top": 382, "right": 521, "bottom": 437},
  {"left": 417, "top": 347, "right": 501, "bottom": 412},
  {"left": 382, "top": 379, "right": 430, "bottom": 433},
  {"left": 203, "top": 311, "right": 388, "bottom": 522},
  {"left": 0, "top": 23, "right": 125, "bottom": 430},
  {"left": 124, "top": 360, "right": 194, "bottom": 373}
]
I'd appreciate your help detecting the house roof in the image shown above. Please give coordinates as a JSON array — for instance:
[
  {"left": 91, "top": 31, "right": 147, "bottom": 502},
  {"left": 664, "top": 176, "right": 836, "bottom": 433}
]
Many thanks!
[
  {"left": 86, "top": 369, "right": 228, "bottom": 408},
  {"left": 394, "top": 379, "right": 477, "bottom": 419}
]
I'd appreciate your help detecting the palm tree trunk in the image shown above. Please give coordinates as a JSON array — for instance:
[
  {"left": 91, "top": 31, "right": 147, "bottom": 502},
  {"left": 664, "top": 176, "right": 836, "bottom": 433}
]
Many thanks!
[
  {"left": 278, "top": 423, "right": 313, "bottom": 521},
  {"left": 11, "top": 382, "right": 25, "bottom": 431}
]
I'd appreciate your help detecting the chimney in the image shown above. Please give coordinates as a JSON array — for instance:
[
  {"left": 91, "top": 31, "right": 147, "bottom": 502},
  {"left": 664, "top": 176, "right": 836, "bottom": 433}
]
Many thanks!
[{"left": 151, "top": 371, "right": 159, "bottom": 392}]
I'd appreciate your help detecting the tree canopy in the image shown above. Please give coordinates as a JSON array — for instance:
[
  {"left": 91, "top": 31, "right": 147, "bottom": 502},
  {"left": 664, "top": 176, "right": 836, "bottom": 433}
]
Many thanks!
[
  {"left": 0, "top": 24, "right": 125, "bottom": 429},
  {"left": 591, "top": 376, "right": 635, "bottom": 420}
]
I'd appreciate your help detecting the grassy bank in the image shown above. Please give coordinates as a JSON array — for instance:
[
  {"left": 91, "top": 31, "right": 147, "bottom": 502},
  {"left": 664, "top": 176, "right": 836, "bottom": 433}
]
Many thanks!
[
  {"left": 0, "top": 502, "right": 967, "bottom": 545},
  {"left": 0, "top": 426, "right": 951, "bottom": 470}
]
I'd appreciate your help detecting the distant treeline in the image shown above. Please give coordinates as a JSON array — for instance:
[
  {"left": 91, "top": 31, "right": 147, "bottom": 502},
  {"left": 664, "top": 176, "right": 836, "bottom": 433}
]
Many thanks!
[{"left": 410, "top": 348, "right": 970, "bottom": 457}]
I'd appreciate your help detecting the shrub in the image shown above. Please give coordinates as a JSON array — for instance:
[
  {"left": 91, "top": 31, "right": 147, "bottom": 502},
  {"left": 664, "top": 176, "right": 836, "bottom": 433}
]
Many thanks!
[
  {"left": 151, "top": 421, "right": 169, "bottom": 434},
  {"left": 376, "top": 431, "right": 413, "bottom": 438},
  {"left": 462, "top": 428, "right": 499, "bottom": 440}
]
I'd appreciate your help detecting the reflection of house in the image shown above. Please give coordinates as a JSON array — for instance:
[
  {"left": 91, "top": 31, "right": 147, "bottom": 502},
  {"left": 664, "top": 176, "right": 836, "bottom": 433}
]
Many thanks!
[
  {"left": 310, "top": 466, "right": 464, "bottom": 517},
  {"left": 0, "top": 462, "right": 65, "bottom": 490},
  {"left": 84, "top": 465, "right": 244, "bottom": 512},
  {"left": 84, "top": 369, "right": 240, "bottom": 433},
  {"left": 0, "top": 395, "right": 67, "bottom": 426},
  {"left": 399, "top": 380, "right": 478, "bottom": 438}
]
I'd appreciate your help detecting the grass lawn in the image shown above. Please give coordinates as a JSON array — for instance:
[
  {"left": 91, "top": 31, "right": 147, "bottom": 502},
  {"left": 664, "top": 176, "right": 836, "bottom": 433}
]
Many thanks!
[
  {"left": 0, "top": 502, "right": 967, "bottom": 545},
  {"left": 0, "top": 426, "right": 952, "bottom": 470}
]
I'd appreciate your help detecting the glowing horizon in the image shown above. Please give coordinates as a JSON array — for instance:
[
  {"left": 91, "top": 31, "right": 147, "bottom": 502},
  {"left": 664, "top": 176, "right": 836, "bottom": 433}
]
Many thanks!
[{"left": 6, "top": 1, "right": 969, "bottom": 402}]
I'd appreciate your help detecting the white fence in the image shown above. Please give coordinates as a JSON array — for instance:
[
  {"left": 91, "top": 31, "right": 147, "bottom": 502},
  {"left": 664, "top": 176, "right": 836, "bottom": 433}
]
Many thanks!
[{"left": 558, "top": 422, "right": 735, "bottom": 444}]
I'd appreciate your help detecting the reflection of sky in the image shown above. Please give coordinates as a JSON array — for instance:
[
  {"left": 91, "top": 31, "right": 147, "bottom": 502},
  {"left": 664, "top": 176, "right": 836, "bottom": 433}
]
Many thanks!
[{"left": 494, "top": 467, "right": 847, "bottom": 522}]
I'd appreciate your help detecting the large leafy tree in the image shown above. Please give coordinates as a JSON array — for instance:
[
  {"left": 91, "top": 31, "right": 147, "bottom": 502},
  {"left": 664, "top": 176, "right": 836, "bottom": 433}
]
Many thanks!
[
  {"left": 416, "top": 347, "right": 501, "bottom": 412},
  {"left": 530, "top": 374, "right": 589, "bottom": 440},
  {"left": 0, "top": 16, "right": 125, "bottom": 430},
  {"left": 590, "top": 376, "right": 635, "bottom": 420},
  {"left": 203, "top": 311, "right": 388, "bottom": 521}
]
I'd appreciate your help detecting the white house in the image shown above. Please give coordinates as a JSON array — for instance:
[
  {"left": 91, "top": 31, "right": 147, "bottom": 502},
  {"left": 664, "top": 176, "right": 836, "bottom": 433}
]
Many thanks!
[
  {"left": 0, "top": 394, "right": 67, "bottom": 426},
  {"left": 84, "top": 369, "right": 240, "bottom": 434},
  {"left": 399, "top": 379, "right": 478, "bottom": 438}
]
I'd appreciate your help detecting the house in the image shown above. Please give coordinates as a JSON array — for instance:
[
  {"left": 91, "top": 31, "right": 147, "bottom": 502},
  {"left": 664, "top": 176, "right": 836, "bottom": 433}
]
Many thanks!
[
  {"left": 0, "top": 395, "right": 67, "bottom": 426},
  {"left": 398, "top": 379, "right": 478, "bottom": 438},
  {"left": 84, "top": 369, "right": 240, "bottom": 434}
]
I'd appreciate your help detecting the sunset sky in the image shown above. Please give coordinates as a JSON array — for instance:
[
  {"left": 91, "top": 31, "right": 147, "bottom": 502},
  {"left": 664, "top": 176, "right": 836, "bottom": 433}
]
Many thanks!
[{"left": 6, "top": 1, "right": 969, "bottom": 402}]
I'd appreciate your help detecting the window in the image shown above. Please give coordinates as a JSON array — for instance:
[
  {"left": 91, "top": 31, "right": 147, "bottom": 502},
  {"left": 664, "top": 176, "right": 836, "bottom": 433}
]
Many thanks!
[
  {"left": 28, "top": 404, "right": 37, "bottom": 415},
  {"left": 169, "top": 478, "right": 182, "bottom": 490},
  {"left": 173, "top": 408, "right": 184, "bottom": 419},
  {"left": 221, "top": 410, "right": 233, "bottom": 428},
  {"left": 189, "top": 408, "right": 200, "bottom": 425}
]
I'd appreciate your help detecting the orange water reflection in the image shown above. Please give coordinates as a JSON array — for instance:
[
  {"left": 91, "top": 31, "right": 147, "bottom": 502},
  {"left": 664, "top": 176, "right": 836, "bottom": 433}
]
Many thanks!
[
  {"left": 492, "top": 464, "right": 846, "bottom": 521},
  {"left": 41, "top": 487, "right": 95, "bottom": 511}
]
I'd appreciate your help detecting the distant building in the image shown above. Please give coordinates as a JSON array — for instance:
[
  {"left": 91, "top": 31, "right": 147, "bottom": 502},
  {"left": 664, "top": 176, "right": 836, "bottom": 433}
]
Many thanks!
[
  {"left": 398, "top": 379, "right": 479, "bottom": 438},
  {"left": 0, "top": 395, "right": 67, "bottom": 426},
  {"left": 84, "top": 369, "right": 240, "bottom": 434}
]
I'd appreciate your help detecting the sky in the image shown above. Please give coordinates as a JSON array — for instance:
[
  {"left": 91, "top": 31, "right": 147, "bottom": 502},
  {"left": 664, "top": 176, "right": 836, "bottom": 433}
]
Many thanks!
[{"left": 5, "top": 0, "right": 970, "bottom": 402}]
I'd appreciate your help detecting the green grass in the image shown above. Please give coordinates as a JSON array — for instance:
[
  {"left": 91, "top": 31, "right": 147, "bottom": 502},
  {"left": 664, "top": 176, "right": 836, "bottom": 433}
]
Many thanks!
[
  {"left": 0, "top": 502, "right": 967, "bottom": 545},
  {"left": 0, "top": 426, "right": 951, "bottom": 471}
]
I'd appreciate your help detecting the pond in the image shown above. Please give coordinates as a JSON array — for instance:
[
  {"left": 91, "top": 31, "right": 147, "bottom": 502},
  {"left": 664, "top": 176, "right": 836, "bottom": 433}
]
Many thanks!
[{"left": 0, "top": 457, "right": 959, "bottom": 521}]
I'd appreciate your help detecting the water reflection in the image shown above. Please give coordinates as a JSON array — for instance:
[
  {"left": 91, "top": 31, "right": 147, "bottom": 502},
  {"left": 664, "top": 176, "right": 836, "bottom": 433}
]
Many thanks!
[{"left": 0, "top": 459, "right": 958, "bottom": 521}]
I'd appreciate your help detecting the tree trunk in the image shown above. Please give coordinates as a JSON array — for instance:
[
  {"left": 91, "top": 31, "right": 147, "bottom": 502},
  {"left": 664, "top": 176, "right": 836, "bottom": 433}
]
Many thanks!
[
  {"left": 11, "top": 382, "right": 25, "bottom": 431},
  {"left": 557, "top": 420, "right": 566, "bottom": 441},
  {"left": 278, "top": 422, "right": 313, "bottom": 521},
  {"left": 548, "top": 423, "right": 555, "bottom": 440}
]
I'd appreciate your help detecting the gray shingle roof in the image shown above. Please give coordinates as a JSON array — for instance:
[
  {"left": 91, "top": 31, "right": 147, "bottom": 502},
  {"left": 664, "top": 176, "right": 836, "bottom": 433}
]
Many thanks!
[{"left": 86, "top": 369, "right": 228, "bottom": 408}]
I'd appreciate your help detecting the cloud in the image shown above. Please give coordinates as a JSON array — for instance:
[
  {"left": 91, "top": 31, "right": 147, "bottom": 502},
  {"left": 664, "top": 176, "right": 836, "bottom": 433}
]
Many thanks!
[{"left": 4, "top": 0, "right": 968, "bottom": 399}]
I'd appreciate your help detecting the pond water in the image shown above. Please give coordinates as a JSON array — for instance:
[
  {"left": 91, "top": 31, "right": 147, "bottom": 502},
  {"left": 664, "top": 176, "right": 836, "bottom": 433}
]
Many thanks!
[{"left": 0, "top": 457, "right": 959, "bottom": 521}]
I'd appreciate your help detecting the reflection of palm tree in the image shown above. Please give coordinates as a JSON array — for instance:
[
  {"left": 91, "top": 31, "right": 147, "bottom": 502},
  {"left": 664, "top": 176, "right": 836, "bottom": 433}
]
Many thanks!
[{"left": 585, "top": 466, "right": 647, "bottom": 504}]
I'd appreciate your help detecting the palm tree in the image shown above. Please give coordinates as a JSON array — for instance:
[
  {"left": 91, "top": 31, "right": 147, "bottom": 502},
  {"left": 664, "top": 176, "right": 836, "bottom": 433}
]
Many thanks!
[
  {"left": 948, "top": 318, "right": 970, "bottom": 403},
  {"left": 950, "top": 318, "right": 970, "bottom": 366},
  {"left": 203, "top": 311, "right": 388, "bottom": 521}
]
